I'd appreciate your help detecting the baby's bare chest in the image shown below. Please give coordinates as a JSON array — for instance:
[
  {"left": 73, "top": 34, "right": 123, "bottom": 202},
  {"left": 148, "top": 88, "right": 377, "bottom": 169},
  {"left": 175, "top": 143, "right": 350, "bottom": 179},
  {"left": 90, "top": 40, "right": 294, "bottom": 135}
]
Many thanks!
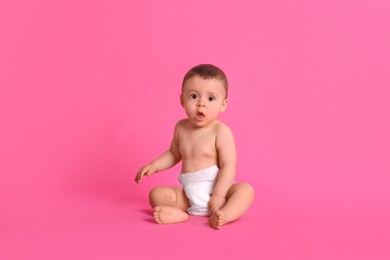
[{"left": 178, "top": 130, "right": 216, "bottom": 158}]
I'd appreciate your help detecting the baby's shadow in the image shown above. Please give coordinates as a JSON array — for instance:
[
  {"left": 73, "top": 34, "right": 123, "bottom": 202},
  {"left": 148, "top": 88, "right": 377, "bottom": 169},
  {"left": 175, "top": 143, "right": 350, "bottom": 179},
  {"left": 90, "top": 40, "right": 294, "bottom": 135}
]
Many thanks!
[
  {"left": 139, "top": 208, "right": 155, "bottom": 223},
  {"left": 139, "top": 208, "right": 152, "bottom": 215}
]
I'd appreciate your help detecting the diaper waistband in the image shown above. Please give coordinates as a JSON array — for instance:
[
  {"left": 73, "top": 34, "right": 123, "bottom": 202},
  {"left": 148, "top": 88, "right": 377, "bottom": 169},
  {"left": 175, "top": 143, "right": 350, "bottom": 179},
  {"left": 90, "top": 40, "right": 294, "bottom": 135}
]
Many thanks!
[{"left": 179, "top": 165, "right": 219, "bottom": 184}]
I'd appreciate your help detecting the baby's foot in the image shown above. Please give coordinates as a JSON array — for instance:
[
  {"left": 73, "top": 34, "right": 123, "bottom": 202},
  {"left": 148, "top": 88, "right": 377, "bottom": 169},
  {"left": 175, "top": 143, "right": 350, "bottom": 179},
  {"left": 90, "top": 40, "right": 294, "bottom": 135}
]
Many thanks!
[
  {"left": 209, "top": 210, "right": 227, "bottom": 229},
  {"left": 153, "top": 206, "right": 188, "bottom": 224}
]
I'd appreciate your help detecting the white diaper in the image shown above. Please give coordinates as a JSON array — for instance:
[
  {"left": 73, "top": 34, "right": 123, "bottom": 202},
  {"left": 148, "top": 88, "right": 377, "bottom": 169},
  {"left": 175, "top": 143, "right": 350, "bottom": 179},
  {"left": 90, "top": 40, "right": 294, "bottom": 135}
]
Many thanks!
[{"left": 178, "top": 165, "right": 219, "bottom": 216}]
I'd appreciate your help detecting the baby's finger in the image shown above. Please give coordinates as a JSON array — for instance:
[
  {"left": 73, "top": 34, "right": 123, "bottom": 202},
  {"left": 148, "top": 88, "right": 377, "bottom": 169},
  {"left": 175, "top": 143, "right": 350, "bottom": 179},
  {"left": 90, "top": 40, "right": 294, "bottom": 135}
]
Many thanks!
[
  {"left": 135, "top": 169, "right": 145, "bottom": 183},
  {"left": 134, "top": 173, "right": 140, "bottom": 183},
  {"left": 140, "top": 167, "right": 151, "bottom": 180},
  {"left": 146, "top": 169, "right": 154, "bottom": 176}
]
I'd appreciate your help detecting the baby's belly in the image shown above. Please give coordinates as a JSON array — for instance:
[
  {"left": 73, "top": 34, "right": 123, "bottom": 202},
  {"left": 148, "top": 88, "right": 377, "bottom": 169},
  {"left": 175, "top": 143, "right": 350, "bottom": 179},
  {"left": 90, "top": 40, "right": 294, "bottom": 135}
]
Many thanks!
[{"left": 181, "top": 158, "right": 218, "bottom": 174}]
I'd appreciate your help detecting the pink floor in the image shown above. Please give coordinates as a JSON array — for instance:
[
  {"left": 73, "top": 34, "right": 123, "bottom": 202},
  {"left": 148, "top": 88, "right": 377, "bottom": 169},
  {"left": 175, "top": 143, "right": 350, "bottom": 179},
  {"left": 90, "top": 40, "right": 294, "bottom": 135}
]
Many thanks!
[{"left": 1, "top": 189, "right": 389, "bottom": 260}]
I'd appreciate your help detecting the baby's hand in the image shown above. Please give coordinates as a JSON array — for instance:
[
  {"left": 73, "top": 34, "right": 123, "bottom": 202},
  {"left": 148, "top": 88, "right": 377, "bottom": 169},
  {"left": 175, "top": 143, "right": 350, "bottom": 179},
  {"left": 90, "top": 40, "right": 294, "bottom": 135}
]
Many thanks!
[
  {"left": 134, "top": 163, "right": 157, "bottom": 183},
  {"left": 208, "top": 195, "right": 226, "bottom": 214}
]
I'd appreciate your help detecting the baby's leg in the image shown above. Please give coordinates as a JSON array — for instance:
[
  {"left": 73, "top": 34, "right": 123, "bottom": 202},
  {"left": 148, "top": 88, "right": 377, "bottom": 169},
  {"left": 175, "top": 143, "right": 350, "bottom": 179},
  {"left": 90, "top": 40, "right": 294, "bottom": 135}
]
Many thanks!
[
  {"left": 209, "top": 183, "right": 254, "bottom": 229},
  {"left": 149, "top": 186, "right": 190, "bottom": 224}
]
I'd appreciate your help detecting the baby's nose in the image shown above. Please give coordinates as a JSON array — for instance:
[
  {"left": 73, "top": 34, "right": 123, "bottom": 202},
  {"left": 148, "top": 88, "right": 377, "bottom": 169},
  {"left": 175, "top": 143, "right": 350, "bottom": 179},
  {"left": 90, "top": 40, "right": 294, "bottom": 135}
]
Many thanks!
[{"left": 196, "top": 100, "right": 206, "bottom": 107}]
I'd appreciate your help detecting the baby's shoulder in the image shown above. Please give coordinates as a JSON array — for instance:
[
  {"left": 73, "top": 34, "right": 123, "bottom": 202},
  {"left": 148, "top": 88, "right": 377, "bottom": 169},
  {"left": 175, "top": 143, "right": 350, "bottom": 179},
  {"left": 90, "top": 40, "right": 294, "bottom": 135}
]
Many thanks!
[
  {"left": 213, "top": 121, "right": 235, "bottom": 141},
  {"left": 213, "top": 120, "right": 232, "bottom": 132},
  {"left": 173, "top": 119, "right": 190, "bottom": 135},
  {"left": 175, "top": 119, "right": 189, "bottom": 129}
]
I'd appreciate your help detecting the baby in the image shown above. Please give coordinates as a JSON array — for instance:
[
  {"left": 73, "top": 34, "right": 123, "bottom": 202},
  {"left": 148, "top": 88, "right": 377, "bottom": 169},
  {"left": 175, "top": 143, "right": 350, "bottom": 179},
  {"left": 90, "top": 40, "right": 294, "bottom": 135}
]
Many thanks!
[{"left": 134, "top": 64, "right": 254, "bottom": 229}]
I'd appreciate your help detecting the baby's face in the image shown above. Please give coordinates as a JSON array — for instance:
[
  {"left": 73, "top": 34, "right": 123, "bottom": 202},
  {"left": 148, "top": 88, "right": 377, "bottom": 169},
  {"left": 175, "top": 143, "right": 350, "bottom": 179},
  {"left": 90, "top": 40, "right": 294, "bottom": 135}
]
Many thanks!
[{"left": 181, "top": 76, "right": 227, "bottom": 127}]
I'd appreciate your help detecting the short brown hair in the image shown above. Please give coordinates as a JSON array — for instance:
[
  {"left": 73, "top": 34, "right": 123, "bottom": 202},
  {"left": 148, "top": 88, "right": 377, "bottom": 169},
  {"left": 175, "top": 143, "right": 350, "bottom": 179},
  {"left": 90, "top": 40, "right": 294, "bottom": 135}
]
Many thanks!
[{"left": 182, "top": 64, "right": 229, "bottom": 97}]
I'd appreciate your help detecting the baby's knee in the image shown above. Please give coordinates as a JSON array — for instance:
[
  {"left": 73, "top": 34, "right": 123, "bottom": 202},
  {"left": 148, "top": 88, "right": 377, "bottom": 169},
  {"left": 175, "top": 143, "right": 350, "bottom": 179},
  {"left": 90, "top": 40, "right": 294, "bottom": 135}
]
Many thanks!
[
  {"left": 149, "top": 186, "right": 176, "bottom": 200},
  {"left": 237, "top": 182, "right": 255, "bottom": 196},
  {"left": 149, "top": 186, "right": 167, "bottom": 197}
]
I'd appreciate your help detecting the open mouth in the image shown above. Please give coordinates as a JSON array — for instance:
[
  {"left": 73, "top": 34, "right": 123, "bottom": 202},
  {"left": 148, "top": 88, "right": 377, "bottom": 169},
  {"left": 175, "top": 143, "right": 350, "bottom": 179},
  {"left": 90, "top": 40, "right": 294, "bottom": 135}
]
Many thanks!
[{"left": 196, "top": 112, "right": 205, "bottom": 119}]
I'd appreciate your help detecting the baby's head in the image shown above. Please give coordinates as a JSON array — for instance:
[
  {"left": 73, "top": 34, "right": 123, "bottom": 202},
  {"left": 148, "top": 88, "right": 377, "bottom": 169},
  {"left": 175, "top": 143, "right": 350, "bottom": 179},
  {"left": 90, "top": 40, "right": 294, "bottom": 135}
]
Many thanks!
[
  {"left": 182, "top": 64, "right": 228, "bottom": 99},
  {"left": 180, "top": 64, "right": 229, "bottom": 127}
]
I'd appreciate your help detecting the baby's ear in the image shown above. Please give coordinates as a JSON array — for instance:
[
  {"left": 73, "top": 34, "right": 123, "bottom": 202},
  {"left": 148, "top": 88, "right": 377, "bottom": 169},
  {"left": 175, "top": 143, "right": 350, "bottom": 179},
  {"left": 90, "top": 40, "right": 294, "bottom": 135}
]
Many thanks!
[
  {"left": 221, "top": 99, "right": 228, "bottom": 112},
  {"left": 180, "top": 94, "right": 184, "bottom": 107}
]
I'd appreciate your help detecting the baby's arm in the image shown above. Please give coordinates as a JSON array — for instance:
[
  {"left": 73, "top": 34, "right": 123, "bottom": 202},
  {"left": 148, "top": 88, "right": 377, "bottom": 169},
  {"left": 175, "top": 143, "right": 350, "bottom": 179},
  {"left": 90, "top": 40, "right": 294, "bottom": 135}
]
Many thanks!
[
  {"left": 209, "top": 124, "right": 237, "bottom": 212},
  {"left": 134, "top": 124, "right": 182, "bottom": 183}
]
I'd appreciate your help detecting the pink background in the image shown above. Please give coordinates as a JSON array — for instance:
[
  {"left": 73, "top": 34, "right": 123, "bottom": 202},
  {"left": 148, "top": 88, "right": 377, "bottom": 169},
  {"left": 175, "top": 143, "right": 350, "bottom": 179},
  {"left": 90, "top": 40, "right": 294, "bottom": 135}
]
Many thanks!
[{"left": 1, "top": 0, "right": 389, "bottom": 259}]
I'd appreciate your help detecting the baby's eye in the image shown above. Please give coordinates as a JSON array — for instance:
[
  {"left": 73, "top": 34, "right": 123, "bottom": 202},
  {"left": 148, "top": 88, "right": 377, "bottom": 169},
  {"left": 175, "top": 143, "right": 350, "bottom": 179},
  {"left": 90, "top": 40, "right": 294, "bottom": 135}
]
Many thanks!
[
  {"left": 191, "top": 94, "right": 198, "bottom": 99},
  {"left": 208, "top": 96, "right": 215, "bottom": 101}
]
